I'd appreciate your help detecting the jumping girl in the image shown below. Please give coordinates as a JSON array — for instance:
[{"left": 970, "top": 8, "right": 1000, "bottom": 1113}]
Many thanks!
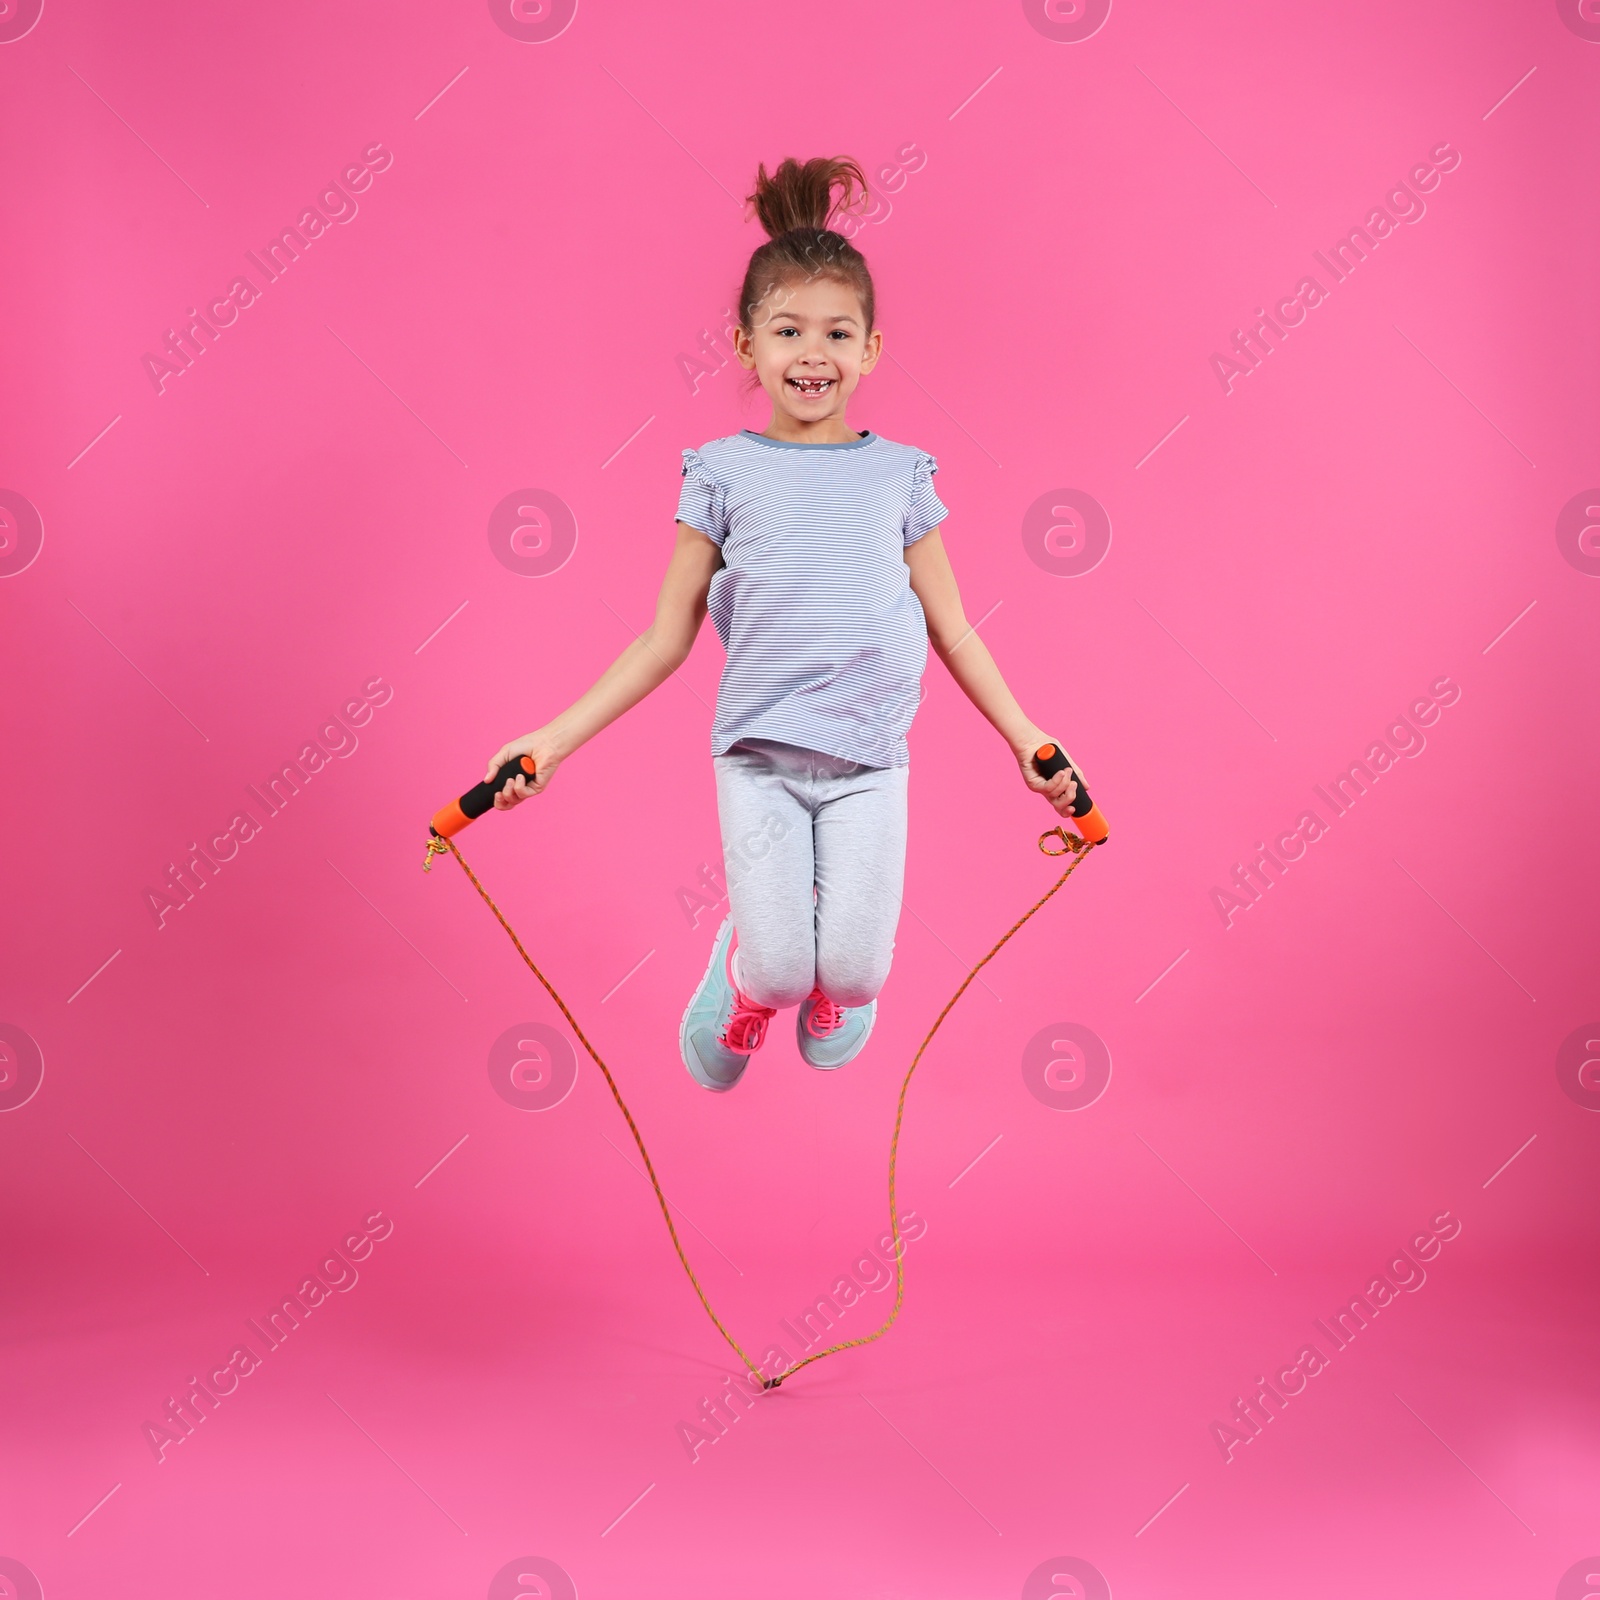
[{"left": 483, "top": 155, "right": 1081, "bottom": 1091}]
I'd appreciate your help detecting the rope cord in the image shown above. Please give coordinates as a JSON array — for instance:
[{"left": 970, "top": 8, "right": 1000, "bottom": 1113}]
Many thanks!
[{"left": 427, "top": 822, "right": 1101, "bottom": 1390}]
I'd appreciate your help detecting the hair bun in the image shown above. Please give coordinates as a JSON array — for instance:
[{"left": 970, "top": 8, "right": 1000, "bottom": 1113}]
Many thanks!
[{"left": 747, "top": 156, "right": 868, "bottom": 239}]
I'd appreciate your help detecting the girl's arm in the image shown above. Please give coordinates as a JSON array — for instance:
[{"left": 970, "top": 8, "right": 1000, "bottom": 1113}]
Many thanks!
[
  {"left": 483, "top": 521, "right": 722, "bottom": 808},
  {"left": 906, "top": 528, "right": 1082, "bottom": 816}
]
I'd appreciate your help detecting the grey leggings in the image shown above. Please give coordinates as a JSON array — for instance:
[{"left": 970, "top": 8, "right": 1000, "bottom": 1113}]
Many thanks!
[{"left": 713, "top": 738, "right": 909, "bottom": 1010}]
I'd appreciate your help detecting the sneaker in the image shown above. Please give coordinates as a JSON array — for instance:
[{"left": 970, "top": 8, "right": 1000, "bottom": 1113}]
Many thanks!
[
  {"left": 679, "top": 916, "right": 776, "bottom": 1092},
  {"left": 796, "top": 986, "right": 877, "bottom": 1070}
]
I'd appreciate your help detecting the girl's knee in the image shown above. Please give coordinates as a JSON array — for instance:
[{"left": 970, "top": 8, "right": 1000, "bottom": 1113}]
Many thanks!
[
  {"left": 745, "top": 970, "right": 815, "bottom": 1010},
  {"left": 816, "top": 953, "right": 891, "bottom": 1010},
  {"left": 737, "top": 946, "right": 814, "bottom": 1010}
]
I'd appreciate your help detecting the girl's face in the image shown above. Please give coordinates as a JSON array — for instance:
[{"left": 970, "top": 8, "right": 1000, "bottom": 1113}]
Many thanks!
[{"left": 735, "top": 275, "right": 882, "bottom": 428}]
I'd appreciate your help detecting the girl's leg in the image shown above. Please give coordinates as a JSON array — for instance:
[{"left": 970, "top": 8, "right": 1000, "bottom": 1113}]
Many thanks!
[
  {"left": 811, "top": 758, "right": 910, "bottom": 1008},
  {"left": 712, "top": 741, "right": 818, "bottom": 1010}
]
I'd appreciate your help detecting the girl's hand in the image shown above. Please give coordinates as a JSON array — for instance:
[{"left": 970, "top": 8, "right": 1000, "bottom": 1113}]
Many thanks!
[
  {"left": 482, "top": 729, "right": 565, "bottom": 811},
  {"left": 1013, "top": 729, "right": 1080, "bottom": 816}
]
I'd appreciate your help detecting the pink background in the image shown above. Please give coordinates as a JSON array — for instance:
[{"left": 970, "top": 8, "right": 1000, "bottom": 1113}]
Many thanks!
[{"left": 3, "top": 0, "right": 1598, "bottom": 1595}]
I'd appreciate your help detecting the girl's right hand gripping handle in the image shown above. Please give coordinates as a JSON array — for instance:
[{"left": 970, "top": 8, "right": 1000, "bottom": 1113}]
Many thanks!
[
  {"left": 430, "top": 756, "right": 537, "bottom": 839},
  {"left": 1032, "top": 744, "right": 1109, "bottom": 843}
]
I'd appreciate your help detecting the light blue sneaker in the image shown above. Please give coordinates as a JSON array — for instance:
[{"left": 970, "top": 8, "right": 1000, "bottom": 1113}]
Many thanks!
[
  {"left": 679, "top": 916, "right": 775, "bottom": 1092},
  {"left": 796, "top": 986, "right": 877, "bottom": 1070}
]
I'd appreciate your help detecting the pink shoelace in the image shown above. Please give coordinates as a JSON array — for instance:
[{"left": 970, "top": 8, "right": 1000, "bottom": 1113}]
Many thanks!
[
  {"left": 720, "top": 942, "right": 775, "bottom": 1053},
  {"left": 721, "top": 992, "right": 773, "bottom": 1054},
  {"left": 803, "top": 987, "right": 844, "bottom": 1039},
  {"left": 723, "top": 940, "right": 777, "bottom": 1056}
]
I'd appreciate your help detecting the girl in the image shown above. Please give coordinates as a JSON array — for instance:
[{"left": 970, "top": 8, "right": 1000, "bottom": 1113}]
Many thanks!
[{"left": 484, "top": 155, "right": 1080, "bottom": 1091}]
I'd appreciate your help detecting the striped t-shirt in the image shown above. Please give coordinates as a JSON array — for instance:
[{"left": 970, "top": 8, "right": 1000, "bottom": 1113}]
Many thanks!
[{"left": 677, "top": 428, "right": 949, "bottom": 769}]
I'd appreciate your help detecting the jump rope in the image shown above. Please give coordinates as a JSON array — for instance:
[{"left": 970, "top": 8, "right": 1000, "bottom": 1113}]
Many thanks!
[{"left": 424, "top": 743, "right": 1108, "bottom": 1390}]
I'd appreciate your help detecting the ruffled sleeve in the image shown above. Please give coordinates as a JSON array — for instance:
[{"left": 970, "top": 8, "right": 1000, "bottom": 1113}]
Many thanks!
[
  {"left": 903, "top": 449, "right": 948, "bottom": 546},
  {"left": 676, "top": 447, "right": 727, "bottom": 547}
]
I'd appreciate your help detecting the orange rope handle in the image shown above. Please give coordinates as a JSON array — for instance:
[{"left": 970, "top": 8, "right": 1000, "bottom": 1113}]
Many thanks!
[{"left": 429, "top": 823, "right": 1101, "bottom": 1390}]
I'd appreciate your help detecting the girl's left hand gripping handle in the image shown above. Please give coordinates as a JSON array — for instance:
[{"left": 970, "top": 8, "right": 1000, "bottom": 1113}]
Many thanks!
[
  {"left": 430, "top": 757, "right": 536, "bottom": 838},
  {"left": 1033, "top": 743, "right": 1109, "bottom": 843}
]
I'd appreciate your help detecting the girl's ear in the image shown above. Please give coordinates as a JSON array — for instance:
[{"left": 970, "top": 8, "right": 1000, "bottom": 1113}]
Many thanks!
[{"left": 732, "top": 324, "right": 757, "bottom": 369}]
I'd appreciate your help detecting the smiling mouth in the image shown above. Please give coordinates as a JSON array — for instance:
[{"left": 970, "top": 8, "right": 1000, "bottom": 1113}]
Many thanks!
[{"left": 787, "top": 377, "right": 835, "bottom": 397}]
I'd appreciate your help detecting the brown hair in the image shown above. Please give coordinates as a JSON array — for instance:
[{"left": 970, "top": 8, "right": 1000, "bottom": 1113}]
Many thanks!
[{"left": 735, "top": 156, "right": 877, "bottom": 360}]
